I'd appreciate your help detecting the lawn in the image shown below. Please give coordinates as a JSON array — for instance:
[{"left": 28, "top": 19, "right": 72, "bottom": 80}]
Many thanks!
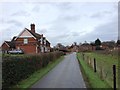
[
  {"left": 12, "top": 56, "right": 64, "bottom": 88},
  {"left": 77, "top": 52, "right": 118, "bottom": 88}
]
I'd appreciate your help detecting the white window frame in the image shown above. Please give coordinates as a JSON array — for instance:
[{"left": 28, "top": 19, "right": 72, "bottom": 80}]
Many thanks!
[
  {"left": 41, "top": 45, "right": 44, "bottom": 52},
  {"left": 45, "top": 46, "right": 47, "bottom": 52},
  {"left": 41, "top": 38, "right": 43, "bottom": 44},
  {"left": 44, "top": 39, "right": 46, "bottom": 45},
  {"left": 24, "top": 38, "right": 28, "bottom": 44}
]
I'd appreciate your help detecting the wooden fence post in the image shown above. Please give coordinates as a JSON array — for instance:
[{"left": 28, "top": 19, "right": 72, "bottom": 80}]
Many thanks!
[
  {"left": 83, "top": 53, "right": 84, "bottom": 60},
  {"left": 94, "top": 58, "right": 97, "bottom": 72},
  {"left": 89, "top": 57, "right": 91, "bottom": 65},
  {"left": 87, "top": 56, "right": 88, "bottom": 64},
  {"left": 100, "top": 65, "right": 103, "bottom": 80},
  {"left": 113, "top": 65, "right": 116, "bottom": 90}
]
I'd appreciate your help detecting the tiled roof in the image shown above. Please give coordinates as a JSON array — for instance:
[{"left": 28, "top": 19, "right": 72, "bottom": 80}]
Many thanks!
[
  {"left": 81, "top": 43, "right": 91, "bottom": 46},
  {"left": 25, "top": 28, "right": 42, "bottom": 39},
  {"left": 26, "top": 28, "right": 50, "bottom": 44},
  {"left": 5, "top": 41, "right": 15, "bottom": 48},
  {"left": 11, "top": 36, "right": 17, "bottom": 41},
  {"left": 46, "top": 40, "right": 50, "bottom": 44},
  {"left": 5, "top": 41, "right": 11, "bottom": 47}
]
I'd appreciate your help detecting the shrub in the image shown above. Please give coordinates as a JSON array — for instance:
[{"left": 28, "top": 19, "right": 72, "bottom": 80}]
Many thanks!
[{"left": 2, "top": 51, "right": 63, "bottom": 88}]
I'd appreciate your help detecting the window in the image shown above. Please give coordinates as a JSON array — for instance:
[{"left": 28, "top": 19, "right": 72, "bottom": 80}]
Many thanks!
[
  {"left": 41, "top": 38, "right": 43, "bottom": 44},
  {"left": 24, "top": 38, "right": 28, "bottom": 44},
  {"left": 45, "top": 46, "right": 47, "bottom": 52},
  {"left": 44, "top": 40, "right": 46, "bottom": 45},
  {"left": 41, "top": 46, "right": 44, "bottom": 52}
]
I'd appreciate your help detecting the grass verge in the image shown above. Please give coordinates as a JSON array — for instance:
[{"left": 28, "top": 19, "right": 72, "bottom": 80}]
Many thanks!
[
  {"left": 77, "top": 53, "right": 111, "bottom": 88},
  {"left": 13, "top": 56, "right": 64, "bottom": 88}
]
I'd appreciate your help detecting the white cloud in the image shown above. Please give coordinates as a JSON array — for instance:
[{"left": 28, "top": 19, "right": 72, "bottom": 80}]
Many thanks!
[
  {"left": 0, "top": 2, "right": 118, "bottom": 46},
  {"left": 77, "top": 20, "right": 118, "bottom": 42}
]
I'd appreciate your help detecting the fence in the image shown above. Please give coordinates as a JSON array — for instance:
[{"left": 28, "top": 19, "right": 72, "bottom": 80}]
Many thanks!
[{"left": 81, "top": 53, "right": 118, "bottom": 89}]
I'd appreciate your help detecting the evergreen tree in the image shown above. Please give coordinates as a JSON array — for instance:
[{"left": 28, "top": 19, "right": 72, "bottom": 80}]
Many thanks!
[{"left": 95, "top": 38, "right": 101, "bottom": 46}]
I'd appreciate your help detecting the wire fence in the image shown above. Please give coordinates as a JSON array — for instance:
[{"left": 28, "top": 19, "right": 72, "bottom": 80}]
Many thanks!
[{"left": 81, "top": 53, "right": 118, "bottom": 89}]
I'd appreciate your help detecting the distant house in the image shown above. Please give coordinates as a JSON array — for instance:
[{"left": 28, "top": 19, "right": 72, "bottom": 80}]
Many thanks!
[
  {"left": 100, "top": 41, "right": 116, "bottom": 50},
  {"left": 79, "top": 43, "right": 95, "bottom": 52},
  {"left": 1, "top": 24, "right": 51, "bottom": 54},
  {"left": 68, "top": 44, "right": 79, "bottom": 52}
]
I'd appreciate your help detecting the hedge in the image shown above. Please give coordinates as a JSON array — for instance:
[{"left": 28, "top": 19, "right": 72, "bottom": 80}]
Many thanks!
[{"left": 2, "top": 51, "right": 63, "bottom": 88}]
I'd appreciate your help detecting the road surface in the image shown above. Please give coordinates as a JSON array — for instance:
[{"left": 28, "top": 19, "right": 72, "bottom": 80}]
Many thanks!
[{"left": 31, "top": 52, "right": 86, "bottom": 88}]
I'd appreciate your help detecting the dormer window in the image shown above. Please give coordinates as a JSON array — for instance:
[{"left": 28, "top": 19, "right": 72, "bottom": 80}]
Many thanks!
[{"left": 24, "top": 38, "right": 28, "bottom": 44}]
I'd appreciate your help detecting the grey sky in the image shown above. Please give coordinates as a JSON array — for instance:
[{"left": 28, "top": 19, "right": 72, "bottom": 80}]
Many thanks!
[{"left": 0, "top": 1, "right": 118, "bottom": 46}]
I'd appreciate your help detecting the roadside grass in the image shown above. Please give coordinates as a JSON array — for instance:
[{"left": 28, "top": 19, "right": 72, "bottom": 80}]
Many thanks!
[
  {"left": 77, "top": 53, "right": 111, "bottom": 88},
  {"left": 84, "top": 52, "right": 118, "bottom": 88},
  {"left": 13, "top": 56, "right": 64, "bottom": 88}
]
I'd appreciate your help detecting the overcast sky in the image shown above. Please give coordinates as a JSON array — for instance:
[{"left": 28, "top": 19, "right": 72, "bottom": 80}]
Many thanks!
[{"left": 0, "top": 1, "right": 118, "bottom": 47}]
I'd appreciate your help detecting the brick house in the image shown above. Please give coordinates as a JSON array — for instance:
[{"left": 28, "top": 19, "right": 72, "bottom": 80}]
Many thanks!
[
  {"left": 1, "top": 24, "right": 51, "bottom": 54},
  {"left": 79, "top": 43, "right": 96, "bottom": 52},
  {"left": 1, "top": 41, "right": 15, "bottom": 53},
  {"left": 1, "top": 36, "right": 16, "bottom": 53},
  {"left": 100, "top": 41, "right": 116, "bottom": 50}
]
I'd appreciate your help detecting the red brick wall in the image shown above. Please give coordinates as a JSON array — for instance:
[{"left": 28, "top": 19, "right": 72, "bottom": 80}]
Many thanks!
[
  {"left": 16, "top": 38, "right": 36, "bottom": 43},
  {"left": 16, "top": 45, "right": 36, "bottom": 54},
  {"left": 16, "top": 37, "right": 37, "bottom": 54},
  {"left": 1, "top": 43, "right": 10, "bottom": 51}
]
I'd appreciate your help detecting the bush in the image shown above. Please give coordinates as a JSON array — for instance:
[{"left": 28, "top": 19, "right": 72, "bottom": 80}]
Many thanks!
[{"left": 2, "top": 51, "right": 63, "bottom": 88}]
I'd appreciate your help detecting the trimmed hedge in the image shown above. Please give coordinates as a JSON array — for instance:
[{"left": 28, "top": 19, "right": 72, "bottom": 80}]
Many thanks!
[{"left": 2, "top": 51, "right": 63, "bottom": 88}]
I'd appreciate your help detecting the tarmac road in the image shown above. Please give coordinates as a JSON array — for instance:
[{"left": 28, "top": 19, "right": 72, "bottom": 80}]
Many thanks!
[{"left": 31, "top": 52, "right": 86, "bottom": 88}]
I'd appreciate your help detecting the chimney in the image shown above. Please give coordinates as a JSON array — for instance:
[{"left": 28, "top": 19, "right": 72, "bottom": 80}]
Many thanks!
[{"left": 30, "top": 24, "right": 35, "bottom": 33}]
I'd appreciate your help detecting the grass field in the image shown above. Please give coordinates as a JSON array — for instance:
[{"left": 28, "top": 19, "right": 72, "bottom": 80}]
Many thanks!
[
  {"left": 12, "top": 56, "right": 64, "bottom": 88},
  {"left": 77, "top": 51, "right": 118, "bottom": 88},
  {"left": 84, "top": 52, "right": 118, "bottom": 88}
]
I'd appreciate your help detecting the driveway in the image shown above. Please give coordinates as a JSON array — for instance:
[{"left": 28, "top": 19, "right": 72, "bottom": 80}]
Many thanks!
[{"left": 31, "top": 52, "right": 86, "bottom": 88}]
